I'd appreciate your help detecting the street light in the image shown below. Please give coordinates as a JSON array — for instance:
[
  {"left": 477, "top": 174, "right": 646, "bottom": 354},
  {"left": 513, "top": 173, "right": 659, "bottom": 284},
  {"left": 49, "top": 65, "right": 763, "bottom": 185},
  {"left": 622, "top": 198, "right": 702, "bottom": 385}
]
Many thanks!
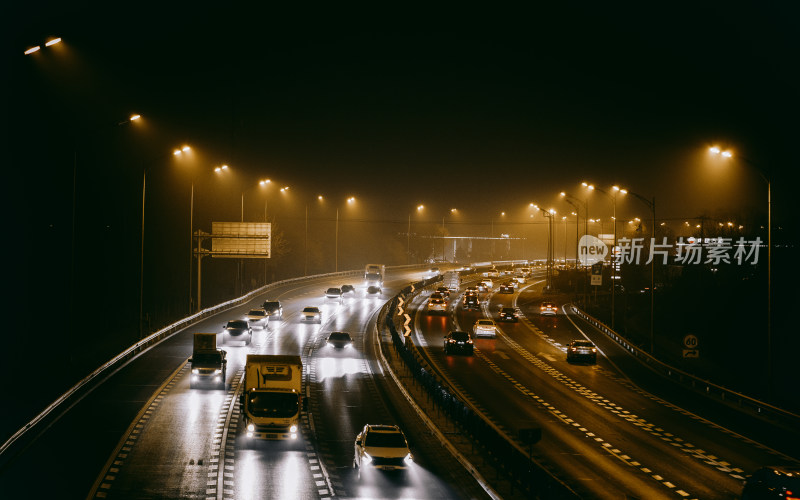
[
  {"left": 408, "top": 204, "right": 424, "bottom": 264},
  {"left": 626, "top": 191, "right": 656, "bottom": 353},
  {"left": 336, "top": 196, "right": 356, "bottom": 272},
  {"left": 24, "top": 37, "right": 62, "bottom": 55},
  {"left": 141, "top": 144, "right": 190, "bottom": 337},
  {"left": 709, "top": 145, "right": 771, "bottom": 388},
  {"left": 531, "top": 204, "right": 556, "bottom": 291},
  {"left": 583, "top": 182, "right": 627, "bottom": 329}
]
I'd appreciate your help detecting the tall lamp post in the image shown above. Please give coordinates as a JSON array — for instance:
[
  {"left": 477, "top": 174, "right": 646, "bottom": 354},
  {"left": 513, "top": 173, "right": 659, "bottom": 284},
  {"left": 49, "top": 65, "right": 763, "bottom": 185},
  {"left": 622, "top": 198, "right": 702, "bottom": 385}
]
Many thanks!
[
  {"left": 336, "top": 196, "right": 356, "bottom": 272},
  {"left": 628, "top": 191, "right": 656, "bottom": 353},
  {"left": 408, "top": 204, "right": 424, "bottom": 265},
  {"left": 141, "top": 143, "right": 189, "bottom": 338},
  {"left": 560, "top": 192, "right": 588, "bottom": 304},
  {"left": 583, "top": 182, "right": 627, "bottom": 329},
  {"left": 531, "top": 205, "right": 556, "bottom": 291},
  {"left": 709, "top": 146, "right": 771, "bottom": 387}
]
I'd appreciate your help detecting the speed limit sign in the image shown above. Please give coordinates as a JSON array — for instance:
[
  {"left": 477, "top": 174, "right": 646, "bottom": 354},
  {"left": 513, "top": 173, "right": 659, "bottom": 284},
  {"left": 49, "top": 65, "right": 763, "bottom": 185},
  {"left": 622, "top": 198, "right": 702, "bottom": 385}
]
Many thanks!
[{"left": 683, "top": 334, "right": 699, "bottom": 349}]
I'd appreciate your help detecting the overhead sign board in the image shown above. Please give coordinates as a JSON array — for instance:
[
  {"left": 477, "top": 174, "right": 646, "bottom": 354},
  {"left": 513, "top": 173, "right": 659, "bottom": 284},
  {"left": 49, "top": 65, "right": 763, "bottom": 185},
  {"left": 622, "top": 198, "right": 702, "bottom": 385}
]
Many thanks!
[{"left": 211, "top": 222, "right": 271, "bottom": 258}]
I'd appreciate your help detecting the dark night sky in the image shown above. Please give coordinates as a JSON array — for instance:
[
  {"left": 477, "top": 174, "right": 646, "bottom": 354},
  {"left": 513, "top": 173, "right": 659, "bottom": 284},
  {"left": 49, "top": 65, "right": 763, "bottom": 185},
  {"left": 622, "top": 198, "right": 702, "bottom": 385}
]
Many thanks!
[
  {"left": 6, "top": 3, "right": 798, "bottom": 324},
  {"left": 10, "top": 3, "right": 798, "bottom": 214}
]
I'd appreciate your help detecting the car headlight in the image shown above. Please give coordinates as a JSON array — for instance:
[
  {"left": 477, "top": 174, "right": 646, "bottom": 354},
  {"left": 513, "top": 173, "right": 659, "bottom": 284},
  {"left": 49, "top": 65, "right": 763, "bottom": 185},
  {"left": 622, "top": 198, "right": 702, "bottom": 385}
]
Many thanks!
[
  {"left": 290, "top": 425, "right": 297, "bottom": 433},
  {"left": 404, "top": 453, "right": 413, "bottom": 464},
  {"left": 592, "top": 348, "right": 597, "bottom": 352},
  {"left": 362, "top": 453, "right": 372, "bottom": 464},
  {"left": 192, "top": 369, "right": 200, "bottom": 374},
  {"left": 214, "top": 369, "right": 221, "bottom": 374},
  {"left": 247, "top": 423, "right": 255, "bottom": 432},
  {"left": 467, "top": 339, "right": 473, "bottom": 343}
]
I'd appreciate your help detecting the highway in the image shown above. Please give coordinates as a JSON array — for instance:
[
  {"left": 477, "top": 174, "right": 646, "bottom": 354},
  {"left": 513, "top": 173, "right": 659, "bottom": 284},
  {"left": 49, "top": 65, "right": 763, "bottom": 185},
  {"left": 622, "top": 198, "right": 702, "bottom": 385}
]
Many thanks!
[
  {"left": 2, "top": 267, "right": 798, "bottom": 499},
  {"left": 0, "top": 269, "right": 486, "bottom": 500},
  {"left": 410, "top": 272, "right": 800, "bottom": 499}
]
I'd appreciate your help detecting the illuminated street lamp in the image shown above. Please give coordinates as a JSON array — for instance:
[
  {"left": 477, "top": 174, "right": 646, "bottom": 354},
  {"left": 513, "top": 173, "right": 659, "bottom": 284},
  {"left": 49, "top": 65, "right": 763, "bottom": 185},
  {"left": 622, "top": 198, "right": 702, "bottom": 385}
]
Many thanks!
[
  {"left": 141, "top": 144, "right": 189, "bottom": 337},
  {"left": 708, "top": 145, "right": 772, "bottom": 388},
  {"left": 583, "top": 182, "right": 627, "bottom": 329},
  {"left": 626, "top": 190, "right": 657, "bottom": 353},
  {"left": 335, "top": 196, "right": 356, "bottom": 272},
  {"left": 531, "top": 205, "right": 556, "bottom": 290},
  {"left": 24, "top": 37, "right": 62, "bottom": 55},
  {"left": 408, "top": 204, "right": 424, "bottom": 264}
]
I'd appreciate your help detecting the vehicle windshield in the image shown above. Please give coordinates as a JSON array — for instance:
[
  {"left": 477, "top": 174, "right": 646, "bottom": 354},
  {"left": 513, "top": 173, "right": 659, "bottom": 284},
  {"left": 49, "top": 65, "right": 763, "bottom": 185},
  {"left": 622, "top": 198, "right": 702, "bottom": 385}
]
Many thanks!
[
  {"left": 574, "top": 341, "right": 594, "bottom": 347},
  {"left": 303, "top": 307, "right": 318, "bottom": 313},
  {"left": 450, "top": 332, "right": 469, "bottom": 341},
  {"left": 247, "top": 392, "right": 299, "bottom": 418},
  {"left": 327, "top": 288, "right": 341, "bottom": 294},
  {"left": 365, "top": 431, "right": 407, "bottom": 448},
  {"left": 502, "top": 308, "right": 515, "bottom": 314},
  {"left": 478, "top": 320, "right": 493, "bottom": 326},
  {"left": 248, "top": 310, "right": 266, "bottom": 316},
  {"left": 329, "top": 332, "right": 351, "bottom": 341},
  {"left": 263, "top": 301, "right": 279, "bottom": 310},
  {"left": 227, "top": 320, "right": 248, "bottom": 328},
  {"left": 192, "top": 352, "right": 221, "bottom": 364}
]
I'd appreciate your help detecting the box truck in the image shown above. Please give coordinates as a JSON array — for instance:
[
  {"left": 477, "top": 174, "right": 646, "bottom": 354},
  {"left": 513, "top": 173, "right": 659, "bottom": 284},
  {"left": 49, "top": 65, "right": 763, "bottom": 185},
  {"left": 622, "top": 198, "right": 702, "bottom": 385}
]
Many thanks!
[
  {"left": 240, "top": 354, "right": 304, "bottom": 440},
  {"left": 364, "top": 264, "right": 385, "bottom": 289},
  {"left": 189, "top": 333, "right": 227, "bottom": 389}
]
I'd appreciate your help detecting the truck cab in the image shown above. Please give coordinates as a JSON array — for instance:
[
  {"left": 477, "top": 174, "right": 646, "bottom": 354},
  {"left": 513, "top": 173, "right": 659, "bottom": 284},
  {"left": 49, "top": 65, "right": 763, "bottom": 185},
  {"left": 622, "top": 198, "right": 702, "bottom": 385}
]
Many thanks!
[{"left": 189, "top": 333, "right": 227, "bottom": 389}]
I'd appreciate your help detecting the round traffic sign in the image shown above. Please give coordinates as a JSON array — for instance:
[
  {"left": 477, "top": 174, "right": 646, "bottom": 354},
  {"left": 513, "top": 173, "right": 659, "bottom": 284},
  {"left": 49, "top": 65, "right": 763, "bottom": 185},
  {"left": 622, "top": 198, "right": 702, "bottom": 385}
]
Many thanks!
[{"left": 683, "top": 334, "right": 699, "bottom": 348}]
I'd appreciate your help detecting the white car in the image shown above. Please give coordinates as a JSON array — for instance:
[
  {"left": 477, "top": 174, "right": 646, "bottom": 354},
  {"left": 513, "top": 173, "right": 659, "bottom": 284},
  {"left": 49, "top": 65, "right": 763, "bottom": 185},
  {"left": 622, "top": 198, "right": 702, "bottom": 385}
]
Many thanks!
[
  {"left": 473, "top": 318, "right": 497, "bottom": 338},
  {"left": 427, "top": 295, "right": 447, "bottom": 314},
  {"left": 481, "top": 278, "right": 494, "bottom": 289},
  {"left": 353, "top": 424, "right": 413, "bottom": 472},
  {"left": 301, "top": 306, "right": 322, "bottom": 324},
  {"left": 245, "top": 308, "right": 269, "bottom": 329}
]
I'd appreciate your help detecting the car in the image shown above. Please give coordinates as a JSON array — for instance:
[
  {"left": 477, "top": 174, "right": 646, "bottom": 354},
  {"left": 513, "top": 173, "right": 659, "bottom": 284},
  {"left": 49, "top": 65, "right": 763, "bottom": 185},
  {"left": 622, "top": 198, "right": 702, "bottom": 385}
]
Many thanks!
[
  {"left": 513, "top": 275, "right": 527, "bottom": 284},
  {"left": 540, "top": 301, "right": 558, "bottom": 316},
  {"left": 354, "top": 424, "right": 413, "bottom": 472},
  {"left": 341, "top": 284, "right": 356, "bottom": 294},
  {"left": 481, "top": 278, "right": 494, "bottom": 289},
  {"left": 427, "top": 295, "right": 447, "bottom": 314},
  {"left": 245, "top": 308, "right": 269, "bottom": 329},
  {"left": 741, "top": 465, "right": 800, "bottom": 500},
  {"left": 487, "top": 269, "right": 500, "bottom": 278},
  {"left": 325, "top": 287, "right": 343, "bottom": 301},
  {"left": 566, "top": 340, "right": 597, "bottom": 363},
  {"left": 462, "top": 294, "right": 480, "bottom": 310},
  {"left": 424, "top": 266, "right": 440, "bottom": 279},
  {"left": 436, "top": 286, "right": 450, "bottom": 299},
  {"left": 301, "top": 306, "right": 322, "bottom": 324},
  {"left": 366, "top": 285, "right": 381, "bottom": 295},
  {"left": 222, "top": 320, "right": 252, "bottom": 345},
  {"left": 465, "top": 286, "right": 479, "bottom": 294},
  {"left": 189, "top": 348, "right": 227, "bottom": 389},
  {"left": 473, "top": 318, "right": 497, "bottom": 338},
  {"left": 499, "top": 307, "right": 518, "bottom": 322},
  {"left": 443, "top": 330, "right": 474, "bottom": 354},
  {"left": 498, "top": 283, "right": 514, "bottom": 293},
  {"left": 262, "top": 300, "right": 283, "bottom": 320},
  {"left": 326, "top": 331, "right": 353, "bottom": 348}
]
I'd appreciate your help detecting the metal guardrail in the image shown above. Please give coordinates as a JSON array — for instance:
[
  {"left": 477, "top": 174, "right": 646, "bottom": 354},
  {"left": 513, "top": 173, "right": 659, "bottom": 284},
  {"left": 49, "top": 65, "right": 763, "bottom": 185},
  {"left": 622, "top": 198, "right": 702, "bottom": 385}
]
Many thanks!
[
  {"left": 383, "top": 281, "right": 578, "bottom": 498},
  {"left": 0, "top": 266, "right": 408, "bottom": 461},
  {"left": 0, "top": 262, "right": 501, "bottom": 462},
  {"left": 567, "top": 304, "right": 800, "bottom": 426}
]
